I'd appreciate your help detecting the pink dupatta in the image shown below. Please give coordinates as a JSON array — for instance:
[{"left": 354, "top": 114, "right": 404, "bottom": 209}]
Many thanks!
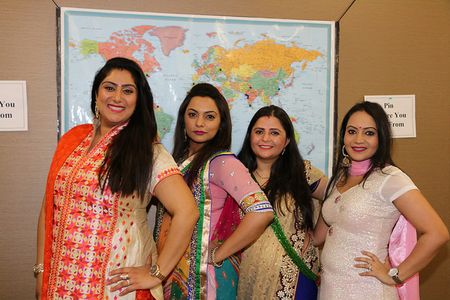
[{"left": 389, "top": 215, "right": 420, "bottom": 300}]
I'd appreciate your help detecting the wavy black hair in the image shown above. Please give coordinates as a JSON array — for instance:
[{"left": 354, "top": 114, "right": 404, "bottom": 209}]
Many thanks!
[
  {"left": 172, "top": 83, "right": 232, "bottom": 187},
  {"left": 326, "top": 101, "right": 395, "bottom": 198},
  {"left": 238, "top": 105, "right": 313, "bottom": 229},
  {"left": 90, "top": 57, "right": 157, "bottom": 199}
]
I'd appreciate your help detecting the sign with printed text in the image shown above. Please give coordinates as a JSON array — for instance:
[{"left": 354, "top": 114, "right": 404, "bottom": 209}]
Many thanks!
[
  {"left": 0, "top": 81, "right": 28, "bottom": 131},
  {"left": 364, "top": 95, "right": 416, "bottom": 138}
]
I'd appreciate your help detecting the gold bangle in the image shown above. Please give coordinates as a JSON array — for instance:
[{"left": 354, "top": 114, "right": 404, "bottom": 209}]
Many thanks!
[
  {"left": 210, "top": 246, "right": 224, "bottom": 268},
  {"left": 33, "top": 263, "right": 44, "bottom": 277}
]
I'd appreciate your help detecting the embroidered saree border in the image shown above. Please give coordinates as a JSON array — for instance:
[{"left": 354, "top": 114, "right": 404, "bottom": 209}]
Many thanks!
[
  {"left": 271, "top": 215, "right": 318, "bottom": 282},
  {"left": 174, "top": 152, "right": 234, "bottom": 299},
  {"left": 194, "top": 165, "right": 208, "bottom": 299}
]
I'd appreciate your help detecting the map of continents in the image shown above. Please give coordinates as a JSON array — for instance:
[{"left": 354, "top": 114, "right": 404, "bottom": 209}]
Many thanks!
[
  {"left": 64, "top": 10, "right": 333, "bottom": 173},
  {"left": 75, "top": 28, "right": 323, "bottom": 145},
  {"left": 193, "top": 38, "right": 322, "bottom": 107},
  {"left": 77, "top": 25, "right": 188, "bottom": 139}
]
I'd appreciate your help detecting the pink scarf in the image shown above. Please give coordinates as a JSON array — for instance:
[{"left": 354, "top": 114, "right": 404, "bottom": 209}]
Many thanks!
[
  {"left": 348, "top": 159, "right": 371, "bottom": 176},
  {"left": 389, "top": 216, "right": 420, "bottom": 299},
  {"left": 350, "top": 160, "right": 420, "bottom": 300}
]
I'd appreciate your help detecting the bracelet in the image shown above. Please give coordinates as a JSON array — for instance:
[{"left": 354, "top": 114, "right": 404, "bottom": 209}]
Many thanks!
[
  {"left": 210, "top": 246, "right": 224, "bottom": 268},
  {"left": 33, "top": 263, "right": 44, "bottom": 277}
]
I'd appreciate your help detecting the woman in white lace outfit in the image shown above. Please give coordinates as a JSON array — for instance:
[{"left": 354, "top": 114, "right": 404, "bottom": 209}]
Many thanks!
[{"left": 314, "top": 101, "right": 448, "bottom": 300}]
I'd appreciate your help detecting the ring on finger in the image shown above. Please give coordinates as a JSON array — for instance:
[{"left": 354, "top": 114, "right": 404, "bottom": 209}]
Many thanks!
[
  {"left": 126, "top": 279, "right": 131, "bottom": 286},
  {"left": 120, "top": 274, "right": 129, "bottom": 280},
  {"left": 367, "top": 264, "right": 372, "bottom": 271}
]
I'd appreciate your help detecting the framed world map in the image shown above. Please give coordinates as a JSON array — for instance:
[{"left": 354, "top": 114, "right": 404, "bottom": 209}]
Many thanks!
[{"left": 59, "top": 7, "right": 335, "bottom": 175}]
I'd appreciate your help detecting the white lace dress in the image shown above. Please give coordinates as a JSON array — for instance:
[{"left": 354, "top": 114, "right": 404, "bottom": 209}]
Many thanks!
[{"left": 319, "top": 166, "right": 417, "bottom": 300}]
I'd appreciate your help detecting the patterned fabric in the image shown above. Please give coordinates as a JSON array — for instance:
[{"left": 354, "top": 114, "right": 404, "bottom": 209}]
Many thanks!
[
  {"left": 155, "top": 152, "right": 272, "bottom": 300},
  {"left": 319, "top": 166, "right": 417, "bottom": 300},
  {"left": 237, "top": 161, "right": 324, "bottom": 300},
  {"left": 42, "top": 124, "right": 180, "bottom": 300},
  {"left": 240, "top": 192, "right": 273, "bottom": 213},
  {"left": 42, "top": 124, "right": 92, "bottom": 300}
]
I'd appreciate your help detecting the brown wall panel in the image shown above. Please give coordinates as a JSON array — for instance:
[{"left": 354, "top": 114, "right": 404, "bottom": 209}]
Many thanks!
[
  {"left": 0, "top": 1, "right": 58, "bottom": 299},
  {"left": 338, "top": 1, "right": 450, "bottom": 298},
  {"left": 0, "top": 0, "right": 448, "bottom": 299}
]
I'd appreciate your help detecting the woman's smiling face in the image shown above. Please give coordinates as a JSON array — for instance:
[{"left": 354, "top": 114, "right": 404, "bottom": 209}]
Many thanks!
[
  {"left": 96, "top": 69, "right": 137, "bottom": 131},
  {"left": 343, "top": 111, "right": 379, "bottom": 162},
  {"left": 250, "top": 116, "right": 289, "bottom": 163}
]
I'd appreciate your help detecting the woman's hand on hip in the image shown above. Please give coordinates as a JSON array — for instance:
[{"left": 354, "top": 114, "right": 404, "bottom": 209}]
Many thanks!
[
  {"left": 107, "top": 265, "right": 161, "bottom": 296},
  {"left": 354, "top": 250, "right": 396, "bottom": 285}
]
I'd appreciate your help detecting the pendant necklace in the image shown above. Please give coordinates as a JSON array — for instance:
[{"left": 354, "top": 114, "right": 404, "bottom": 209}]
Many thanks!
[{"left": 253, "top": 169, "right": 270, "bottom": 186}]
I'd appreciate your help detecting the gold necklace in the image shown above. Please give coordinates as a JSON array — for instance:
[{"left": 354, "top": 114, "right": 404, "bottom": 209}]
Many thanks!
[{"left": 254, "top": 169, "right": 270, "bottom": 180}]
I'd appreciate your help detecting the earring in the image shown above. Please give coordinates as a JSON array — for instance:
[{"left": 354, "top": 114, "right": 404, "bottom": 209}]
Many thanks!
[
  {"left": 341, "top": 145, "right": 351, "bottom": 167},
  {"left": 281, "top": 148, "right": 286, "bottom": 156},
  {"left": 95, "top": 103, "right": 100, "bottom": 119},
  {"left": 183, "top": 128, "right": 187, "bottom": 141}
]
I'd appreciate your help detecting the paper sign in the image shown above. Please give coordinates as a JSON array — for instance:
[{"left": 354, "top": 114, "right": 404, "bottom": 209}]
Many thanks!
[
  {"left": 0, "top": 81, "right": 28, "bottom": 131},
  {"left": 364, "top": 95, "right": 416, "bottom": 138}
]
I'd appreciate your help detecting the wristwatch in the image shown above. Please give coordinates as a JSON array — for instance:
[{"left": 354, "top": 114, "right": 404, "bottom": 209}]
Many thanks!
[
  {"left": 388, "top": 267, "right": 403, "bottom": 285},
  {"left": 150, "top": 264, "right": 166, "bottom": 281}
]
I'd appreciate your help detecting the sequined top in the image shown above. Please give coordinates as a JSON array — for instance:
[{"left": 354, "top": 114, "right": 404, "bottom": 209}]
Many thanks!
[{"left": 319, "top": 166, "right": 417, "bottom": 300}]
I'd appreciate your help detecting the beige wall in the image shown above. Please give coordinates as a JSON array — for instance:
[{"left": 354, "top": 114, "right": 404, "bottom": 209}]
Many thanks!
[{"left": 0, "top": 0, "right": 448, "bottom": 298}]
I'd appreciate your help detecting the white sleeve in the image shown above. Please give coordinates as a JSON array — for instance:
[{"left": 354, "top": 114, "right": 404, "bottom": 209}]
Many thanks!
[
  {"left": 379, "top": 168, "right": 418, "bottom": 202},
  {"left": 149, "top": 144, "right": 181, "bottom": 194}
]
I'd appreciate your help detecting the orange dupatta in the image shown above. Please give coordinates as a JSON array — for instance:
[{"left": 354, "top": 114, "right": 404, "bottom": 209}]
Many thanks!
[{"left": 41, "top": 124, "right": 92, "bottom": 299}]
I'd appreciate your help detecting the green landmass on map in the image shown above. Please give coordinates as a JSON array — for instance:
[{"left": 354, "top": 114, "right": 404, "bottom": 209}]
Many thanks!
[{"left": 155, "top": 109, "right": 174, "bottom": 140}]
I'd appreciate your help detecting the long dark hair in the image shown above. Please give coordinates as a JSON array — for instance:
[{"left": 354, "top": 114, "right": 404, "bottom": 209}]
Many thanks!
[
  {"left": 326, "top": 101, "right": 395, "bottom": 197},
  {"left": 172, "top": 83, "right": 232, "bottom": 187},
  {"left": 90, "top": 57, "right": 157, "bottom": 199},
  {"left": 238, "top": 105, "right": 313, "bottom": 229}
]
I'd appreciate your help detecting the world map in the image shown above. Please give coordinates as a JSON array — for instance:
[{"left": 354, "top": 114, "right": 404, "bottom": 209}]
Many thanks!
[{"left": 61, "top": 8, "right": 335, "bottom": 174}]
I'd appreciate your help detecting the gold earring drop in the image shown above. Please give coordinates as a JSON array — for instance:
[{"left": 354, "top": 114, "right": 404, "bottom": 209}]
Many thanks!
[
  {"left": 341, "top": 145, "right": 351, "bottom": 168},
  {"left": 95, "top": 103, "right": 100, "bottom": 119}
]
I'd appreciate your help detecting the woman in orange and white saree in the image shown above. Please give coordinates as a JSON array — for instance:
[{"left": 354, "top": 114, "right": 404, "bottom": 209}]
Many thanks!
[{"left": 35, "top": 57, "right": 198, "bottom": 300}]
